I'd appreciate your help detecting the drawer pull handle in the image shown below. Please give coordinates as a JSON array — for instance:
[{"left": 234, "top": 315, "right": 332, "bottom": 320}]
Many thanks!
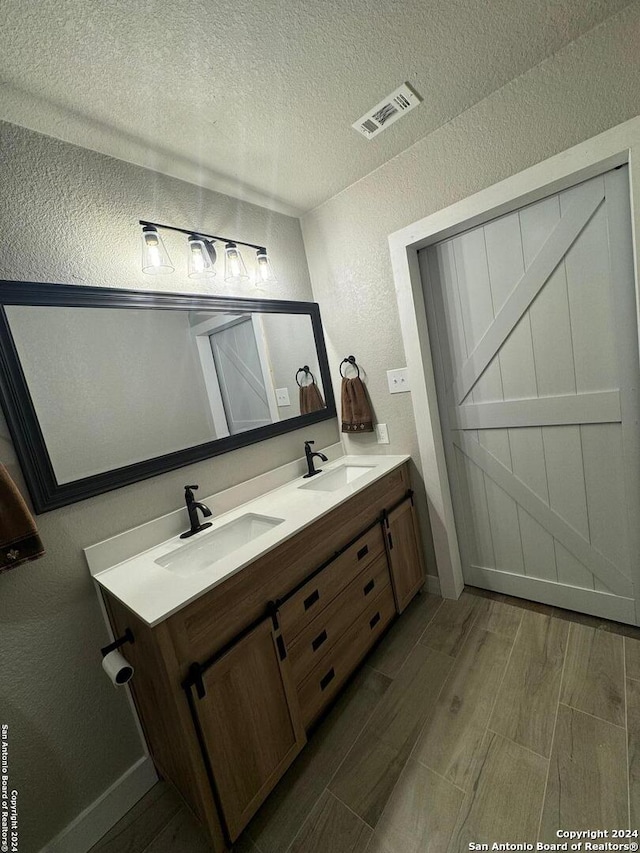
[
  {"left": 312, "top": 629, "right": 328, "bottom": 652},
  {"left": 369, "top": 611, "right": 381, "bottom": 629},
  {"left": 320, "top": 668, "right": 335, "bottom": 691},
  {"left": 304, "top": 589, "right": 320, "bottom": 610},
  {"left": 357, "top": 544, "right": 369, "bottom": 561},
  {"left": 363, "top": 579, "right": 375, "bottom": 596}
]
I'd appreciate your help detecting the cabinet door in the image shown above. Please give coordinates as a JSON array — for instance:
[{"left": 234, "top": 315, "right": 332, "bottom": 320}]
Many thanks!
[
  {"left": 191, "top": 616, "right": 306, "bottom": 842},
  {"left": 384, "top": 497, "right": 426, "bottom": 613}
]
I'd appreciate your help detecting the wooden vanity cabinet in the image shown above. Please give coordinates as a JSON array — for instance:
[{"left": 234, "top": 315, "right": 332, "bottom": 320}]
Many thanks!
[
  {"left": 187, "top": 615, "right": 306, "bottom": 842},
  {"left": 384, "top": 495, "right": 427, "bottom": 613},
  {"left": 103, "top": 462, "right": 426, "bottom": 851}
]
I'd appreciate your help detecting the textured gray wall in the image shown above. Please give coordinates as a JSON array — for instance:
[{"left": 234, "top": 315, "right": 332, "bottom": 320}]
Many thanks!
[
  {"left": 261, "top": 313, "right": 324, "bottom": 419},
  {"left": 0, "top": 122, "right": 338, "bottom": 852},
  {"left": 302, "top": 3, "right": 640, "bottom": 579}
]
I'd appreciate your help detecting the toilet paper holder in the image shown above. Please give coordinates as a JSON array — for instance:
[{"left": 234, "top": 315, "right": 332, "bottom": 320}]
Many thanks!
[{"left": 101, "top": 627, "right": 135, "bottom": 658}]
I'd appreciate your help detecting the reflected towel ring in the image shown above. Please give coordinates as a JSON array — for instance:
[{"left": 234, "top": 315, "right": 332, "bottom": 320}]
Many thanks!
[
  {"left": 339, "top": 355, "right": 360, "bottom": 378},
  {"left": 296, "top": 366, "right": 316, "bottom": 387}
]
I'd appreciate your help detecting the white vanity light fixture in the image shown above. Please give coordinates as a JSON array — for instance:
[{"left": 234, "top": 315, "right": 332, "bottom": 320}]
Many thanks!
[
  {"left": 139, "top": 220, "right": 277, "bottom": 285},
  {"left": 141, "top": 225, "right": 174, "bottom": 275}
]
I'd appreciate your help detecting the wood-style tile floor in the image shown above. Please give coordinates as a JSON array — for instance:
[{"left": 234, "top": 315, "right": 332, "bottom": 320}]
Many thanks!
[{"left": 91, "top": 587, "right": 640, "bottom": 853}]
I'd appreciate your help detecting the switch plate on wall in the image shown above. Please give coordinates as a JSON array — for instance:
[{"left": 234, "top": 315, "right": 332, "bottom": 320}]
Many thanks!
[
  {"left": 275, "top": 387, "right": 291, "bottom": 406},
  {"left": 387, "top": 368, "right": 410, "bottom": 393},
  {"left": 376, "top": 423, "right": 390, "bottom": 444}
]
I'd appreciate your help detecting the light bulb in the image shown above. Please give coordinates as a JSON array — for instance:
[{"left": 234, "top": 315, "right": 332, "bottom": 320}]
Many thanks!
[
  {"left": 187, "top": 235, "right": 216, "bottom": 279},
  {"left": 147, "top": 243, "right": 161, "bottom": 267},
  {"left": 141, "top": 226, "right": 174, "bottom": 275},
  {"left": 256, "top": 248, "right": 277, "bottom": 284},
  {"left": 224, "top": 242, "right": 249, "bottom": 283},
  {"left": 192, "top": 246, "right": 205, "bottom": 273}
]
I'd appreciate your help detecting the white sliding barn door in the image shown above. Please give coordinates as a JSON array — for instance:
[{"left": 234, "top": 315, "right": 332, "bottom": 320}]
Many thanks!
[
  {"left": 209, "top": 318, "right": 273, "bottom": 435},
  {"left": 420, "top": 167, "right": 640, "bottom": 624}
]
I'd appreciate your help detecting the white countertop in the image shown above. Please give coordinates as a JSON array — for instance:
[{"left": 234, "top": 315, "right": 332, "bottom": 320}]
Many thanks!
[{"left": 91, "top": 454, "right": 409, "bottom": 627}]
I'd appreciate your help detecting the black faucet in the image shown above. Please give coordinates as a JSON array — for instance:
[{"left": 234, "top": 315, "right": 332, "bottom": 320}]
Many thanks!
[
  {"left": 303, "top": 441, "right": 328, "bottom": 478},
  {"left": 180, "top": 485, "right": 213, "bottom": 539}
]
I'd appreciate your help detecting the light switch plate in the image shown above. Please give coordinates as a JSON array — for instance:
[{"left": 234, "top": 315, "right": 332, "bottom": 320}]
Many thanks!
[
  {"left": 387, "top": 368, "right": 410, "bottom": 394},
  {"left": 376, "top": 423, "right": 390, "bottom": 444},
  {"left": 275, "top": 387, "right": 291, "bottom": 406}
]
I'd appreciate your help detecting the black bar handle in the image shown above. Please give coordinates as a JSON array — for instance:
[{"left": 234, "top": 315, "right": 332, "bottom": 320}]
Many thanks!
[
  {"left": 369, "top": 612, "right": 381, "bottom": 629},
  {"left": 387, "top": 533, "right": 394, "bottom": 551},
  {"left": 304, "top": 589, "right": 320, "bottom": 611},
  {"left": 363, "top": 579, "right": 375, "bottom": 596},
  {"left": 320, "top": 668, "right": 335, "bottom": 691},
  {"left": 276, "top": 635, "right": 287, "bottom": 661},
  {"left": 312, "top": 629, "right": 328, "bottom": 652},
  {"left": 357, "top": 544, "right": 369, "bottom": 561}
]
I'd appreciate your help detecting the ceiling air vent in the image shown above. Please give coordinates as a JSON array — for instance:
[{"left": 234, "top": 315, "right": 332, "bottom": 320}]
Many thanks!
[{"left": 352, "top": 83, "right": 422, "bottom": 140}]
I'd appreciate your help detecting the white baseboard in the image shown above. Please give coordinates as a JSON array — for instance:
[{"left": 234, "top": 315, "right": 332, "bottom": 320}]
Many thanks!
[
  {"left": 40, "top": 755, "right": 158, "bottom": 853},
  {"left": 425, "top": 574, "right": 441, "bottom": 596}
]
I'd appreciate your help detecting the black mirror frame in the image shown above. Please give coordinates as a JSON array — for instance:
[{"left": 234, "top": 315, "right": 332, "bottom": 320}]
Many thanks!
[{"left": 0, "top": 280, "right": 337, "bottom": 513}]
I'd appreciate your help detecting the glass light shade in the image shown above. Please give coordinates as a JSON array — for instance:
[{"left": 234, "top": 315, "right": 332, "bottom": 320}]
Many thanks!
[
  {"left": 141, "top": 226, "right": 174, "bottom": 275},
  {"left": 187, "top": 235, "right": 216, "bottom": 279},
  {"left": 224, "top": 242, "right": 249, "bottom": 283},
  {"left": 255, "top": 249, "right": 277, "bottom": 284}
]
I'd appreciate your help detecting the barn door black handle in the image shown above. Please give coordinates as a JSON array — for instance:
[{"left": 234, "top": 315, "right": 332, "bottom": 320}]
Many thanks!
[{"left": 276, "top": 635, "right": 287, "bottom": 661}]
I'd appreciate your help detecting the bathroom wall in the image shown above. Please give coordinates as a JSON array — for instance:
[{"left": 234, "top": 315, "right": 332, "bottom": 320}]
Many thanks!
[
  {"left": 0, "top": 121, "right": 338, "bottom": 853},
  {"left": 301, "top": 2, "right": 640, "bottom": 579},
  {"left": 260, "top": 313, "right": 323, "bottom": 418}
]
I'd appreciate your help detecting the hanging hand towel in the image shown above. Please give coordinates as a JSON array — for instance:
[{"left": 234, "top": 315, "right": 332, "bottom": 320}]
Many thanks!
[
  {"left": 341, "top": 377, "right": 374, "bottom": 433},
  {"left": 0, "top": 464, "right": 44, "bottom": 573},
  {"left": 299, "top": 381, "right": 326, "bottom": 415}
]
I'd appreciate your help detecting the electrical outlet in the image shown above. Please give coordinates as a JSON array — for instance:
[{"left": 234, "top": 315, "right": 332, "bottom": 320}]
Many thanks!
[
  {"left": 275, "top": 387, "right": 291, "bottom": 406},
  {"left": 387, "top": 367, "right": 410, "bottom": 394},
  {"left": 376, "top": 423, "right": 389, "bottom": 444}
]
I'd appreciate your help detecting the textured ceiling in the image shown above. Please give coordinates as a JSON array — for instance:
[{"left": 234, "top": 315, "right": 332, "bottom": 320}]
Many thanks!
[{"left": 0, "top": 0, "right": 632, "bottom": 214}]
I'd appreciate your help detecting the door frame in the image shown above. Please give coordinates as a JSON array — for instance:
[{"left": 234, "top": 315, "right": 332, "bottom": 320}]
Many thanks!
[
  {"left": 190, "top": 313, "right": 280, "bottom": 437},
  {"left": 388, "top": 115, "right": 640, "bottom": 602}
]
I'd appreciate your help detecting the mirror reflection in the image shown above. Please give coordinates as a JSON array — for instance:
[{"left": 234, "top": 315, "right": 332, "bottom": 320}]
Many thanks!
[{"left": 5, "top": 305, "right": 326, "bottom": 484}]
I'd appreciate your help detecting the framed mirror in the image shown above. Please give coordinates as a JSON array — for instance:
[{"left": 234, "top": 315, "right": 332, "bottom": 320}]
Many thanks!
[{"left": 0, "top": 281, "right": 336, "bottom": 512}]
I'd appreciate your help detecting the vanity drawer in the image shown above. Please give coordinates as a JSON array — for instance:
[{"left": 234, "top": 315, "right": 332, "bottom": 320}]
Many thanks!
[
  {"left": 288, "top": 554, "right": 390, "bottom": 686},
  {"left": 279, "top": 523, "right": 385, "bottom": 642},
  {"left": 297, "top": 583, "right": 395, "bottom": 729}
]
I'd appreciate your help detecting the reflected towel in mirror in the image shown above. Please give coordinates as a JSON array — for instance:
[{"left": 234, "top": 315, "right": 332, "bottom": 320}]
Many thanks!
[{"left": 299, "top": 381, "right": 326, "bottom": 415}]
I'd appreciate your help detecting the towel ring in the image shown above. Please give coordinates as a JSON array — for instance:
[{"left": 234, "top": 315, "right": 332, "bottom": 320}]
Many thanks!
[
  {"left": 339, "top": 355, "right": 360, "bottom": 378},
  {"left": 296, "top": 366, "right": 316, "bottom": 387}
]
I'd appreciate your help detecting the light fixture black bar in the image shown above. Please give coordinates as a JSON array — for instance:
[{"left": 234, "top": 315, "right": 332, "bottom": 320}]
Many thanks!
[{"left": 139, "top": 219, "right": 265, "bottom": 252}]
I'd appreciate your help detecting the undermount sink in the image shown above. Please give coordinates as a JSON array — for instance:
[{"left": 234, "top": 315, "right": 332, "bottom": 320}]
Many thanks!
[
  {"left": 155, "top": 513, "right": 284, "bottom": 576},
  {"left": 298, "top": 464, "right": 375, "bottom": 493}
]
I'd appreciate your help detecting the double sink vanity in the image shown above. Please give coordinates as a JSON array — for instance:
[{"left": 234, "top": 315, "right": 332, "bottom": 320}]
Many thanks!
[
  {"left": 0, "top": 281, "right": 426, "bottom": 851},
  {"left": 86, "top": 451, "right": 426, "bottom": 850},
  {"left": 0, "top": 281, "right": 424, "bottom": 853}
]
